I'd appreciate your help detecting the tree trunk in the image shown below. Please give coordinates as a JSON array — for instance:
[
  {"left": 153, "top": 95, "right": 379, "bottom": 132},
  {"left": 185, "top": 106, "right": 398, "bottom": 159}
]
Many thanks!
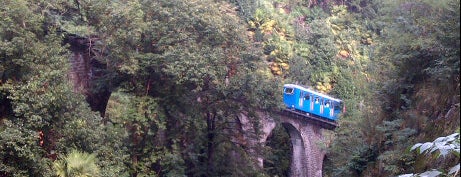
[{"left": 206, "top": 111, "right": 216, "bottom": 176}]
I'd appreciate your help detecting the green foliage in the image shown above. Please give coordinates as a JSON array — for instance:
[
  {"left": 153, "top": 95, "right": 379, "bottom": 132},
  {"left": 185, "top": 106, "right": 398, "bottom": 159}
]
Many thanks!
[
  {"left": 1, "top": 1, "right": 130, "bottom": 176},
  {"left": 287, "top": 55, "right": 311, "bottom": 84},
  {"left": 100, "top": 1, "right": 280, "bottom": 176},
  {"left": 378, "top": 0, "right": 460, "bottom": 85},
  {"left": 53, "top": 150, "right": 100, "bottom": 177},
  {"left": 337, "top": 0, "right": 461, "bottom": 176},
  {"left": 322, "top": 0, "right": 458, "bottom": 176},
  {"left": 375, "top": 120, "right": 418, "bottom": 174},
  {"left": 105, "top": 92, "right": 169, "bottom": 177},
  {"left": 1, "top": 0, "right": 459, "bottom": 176},
  {"left": 1, "top": 1, "right": 69, "bottom": 176},
  {"left": 158, "top": 144, "right": 186, "bottom": 177},
  {"left": 0, "top": 120, "right": 52, "bottom": 176},
  {"left": 346, "top": 145, "right": 377, "bottom": 175},
  {"left": 305, "top": 19, "right": 336, "bottom": 64},
  {"left": 228, "top": 0, "right": 259, "bottom": 20}
]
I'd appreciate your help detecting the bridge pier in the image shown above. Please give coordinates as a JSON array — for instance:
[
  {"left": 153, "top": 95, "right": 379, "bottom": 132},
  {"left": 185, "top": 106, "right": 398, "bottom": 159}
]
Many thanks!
[
  {"left": 298, "top": 123, "right": 326, "bottom": 177},
  {"left": 285, "top": 123, "right": 308, "bottom": 176}
]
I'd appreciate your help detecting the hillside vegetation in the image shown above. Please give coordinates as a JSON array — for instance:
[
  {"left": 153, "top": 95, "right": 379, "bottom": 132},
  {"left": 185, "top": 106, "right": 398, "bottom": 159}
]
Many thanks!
[{"left": 1, "top": 0, "right": 459, "bottom": 176}]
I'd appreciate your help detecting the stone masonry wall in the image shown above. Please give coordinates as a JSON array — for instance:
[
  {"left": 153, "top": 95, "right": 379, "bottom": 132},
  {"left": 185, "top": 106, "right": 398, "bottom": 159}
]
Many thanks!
[{"left": 67, "top": 36, "right": 111, "bottom": 117}]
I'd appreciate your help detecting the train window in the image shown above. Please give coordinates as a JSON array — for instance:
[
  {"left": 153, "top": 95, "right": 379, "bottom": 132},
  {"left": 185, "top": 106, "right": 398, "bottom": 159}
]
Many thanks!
[
  {"left": 325, "top": 101, "right": 330, "bottom": 107},
  {"left": 334, "top": 102, "right": 341, "bottom": 110},
  {"left": 334, "top": 104, "right": 340, "bottom": 110},
  {"left": 314, "top": 97, "right": 319, "bottom": 104},
  {"left": 284, "top": 87, "right": 294, "bottom": 94},
  {"left": 304, "top": 94, "right": 310, "bottom": 100}
]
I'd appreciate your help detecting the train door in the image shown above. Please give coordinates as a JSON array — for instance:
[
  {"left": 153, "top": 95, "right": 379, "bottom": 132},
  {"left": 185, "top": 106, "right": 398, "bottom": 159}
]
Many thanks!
[
  {"left": 298, "top": 91, "right": 304, "bottom": 108},
  {"left": 323, "top": 100, "right": 332, "bottom": 119},
  {"left": 329, "top": 101, "right": 334, "bottom": 117},
  {"left": 320, "top": 98, "right": 324, "bottom": 114},
  {"left": 309, "top": 94, "right": 314, "bottom": 111},
  {"left": 302, "top": 92, "right": 311, "bottom": 113},
  {"left": 313, "top": 96, "right": 321, "bottom": 116}
]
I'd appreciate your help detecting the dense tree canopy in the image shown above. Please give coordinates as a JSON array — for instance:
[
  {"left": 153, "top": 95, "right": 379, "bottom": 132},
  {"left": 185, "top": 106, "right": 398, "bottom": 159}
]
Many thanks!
[{"left": 1, "top": 0, "right": 459, "bottom": 176}]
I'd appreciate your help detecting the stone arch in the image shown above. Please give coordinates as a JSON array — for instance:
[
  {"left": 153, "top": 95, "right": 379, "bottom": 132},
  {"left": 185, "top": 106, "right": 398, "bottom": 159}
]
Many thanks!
[
  {"left": 262, "top": 123, "right": 293, "bottom": 176},
  {"left": 256, "top": 112, "right": 327, "bottom": 177},
  {"left": 281, "top": 122, "right": 308, "bottom": 176}
]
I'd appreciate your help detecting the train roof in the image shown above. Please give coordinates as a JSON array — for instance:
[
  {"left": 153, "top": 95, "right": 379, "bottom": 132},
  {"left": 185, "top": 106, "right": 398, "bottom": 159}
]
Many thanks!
[{"left": 284, "top": 84, "right": 342, "bottom": 102}]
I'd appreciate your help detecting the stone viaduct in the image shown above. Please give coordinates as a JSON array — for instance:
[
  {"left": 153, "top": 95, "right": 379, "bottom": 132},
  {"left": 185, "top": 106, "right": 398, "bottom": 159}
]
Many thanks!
[
  {"left": 66, "top": 35, "right": 337, "bottom": 177},
  {"left": 240, "top": 110, "right": 336, "bottom": 177}
]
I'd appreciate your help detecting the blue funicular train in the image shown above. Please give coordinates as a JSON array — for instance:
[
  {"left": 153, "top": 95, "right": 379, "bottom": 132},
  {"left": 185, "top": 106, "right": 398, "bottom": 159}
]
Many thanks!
[{"left": 283, "top": 84, "right": 343, "bottom": 122}]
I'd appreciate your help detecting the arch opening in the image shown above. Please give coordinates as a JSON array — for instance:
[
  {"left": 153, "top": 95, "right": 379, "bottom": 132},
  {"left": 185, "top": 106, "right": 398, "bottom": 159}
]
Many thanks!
[
  {"left": 263, "top": 124, "right": 292, "bottom": 176},
  {"left": 263, "top": 122, "right": 306, "bottom": 177}
]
